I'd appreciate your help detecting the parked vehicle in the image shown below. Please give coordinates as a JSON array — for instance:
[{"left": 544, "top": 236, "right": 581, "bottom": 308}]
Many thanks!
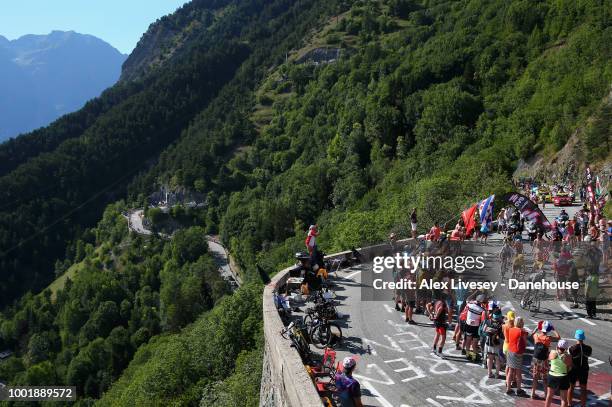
[{"left": 553, "top": 192, "right": 573, "bottom": 206}]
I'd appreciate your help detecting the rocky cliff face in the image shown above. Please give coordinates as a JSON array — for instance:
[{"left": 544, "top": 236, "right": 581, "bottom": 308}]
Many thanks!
[
  {"left": 120, "top": 20, "right": 181, "bottom": 82},
  {"left": 513, "top": 86, "right": 612, "bottom": 184}
]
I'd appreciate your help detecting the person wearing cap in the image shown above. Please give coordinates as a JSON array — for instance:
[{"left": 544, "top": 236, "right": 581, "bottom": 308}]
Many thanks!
[
  {"left": 567, "top": 330, "right": 592, "bottom": 407},
  {"left": 545, "top": 339, "right": 572, "bottom": 407},
  {"left": 334, "top": 356, "right": 363, "bottom": 407},
  {"left": 479, "top": 301, "right": 500, "bottom": 368},
  {"left": 506, "top": 316, "right": 528, "bottom": 396},
  {"left": 530, "top": 321, "right": 560, "bottom": 400},
  {"left": 482, "top": 309, "right": 504, "bottom": 378},
  {"left": 463, "top": 293, "right": 487, "bottom": 360}
]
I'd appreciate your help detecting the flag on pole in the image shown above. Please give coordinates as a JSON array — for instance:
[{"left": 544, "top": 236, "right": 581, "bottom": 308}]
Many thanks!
[
  {"left": 461, "top": 204, "right": 478, "bottom": 237},
  {"left": 479, "top": 195, "right": 495, "bottom": 228}
]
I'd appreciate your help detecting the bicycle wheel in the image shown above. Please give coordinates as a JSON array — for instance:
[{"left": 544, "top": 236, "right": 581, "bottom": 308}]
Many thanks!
[
  {"left": 291, "top": 332, "right": 311, "bottom": 361},
  {"left": 520, "top": 291, "right": 531, "bottom": 310},
  {"left": 533, "top": 295, "right": 541, "bottom": 313},
  {"left": 310, "top": 322, "right": 330, "bottom": 348},
  {"left": 303, "top": 313, "right": 314, "bottom": 329}
]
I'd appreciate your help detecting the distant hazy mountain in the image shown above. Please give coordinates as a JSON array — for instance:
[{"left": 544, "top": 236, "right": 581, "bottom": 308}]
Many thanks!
[{"left": 0, "top": 30, "right": 126, "bottom": 140}]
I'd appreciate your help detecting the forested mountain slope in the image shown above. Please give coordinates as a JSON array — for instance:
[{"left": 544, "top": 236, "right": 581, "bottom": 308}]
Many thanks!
[
  {"left": 0, "top": 0, "right": 610, "bottom": 406},
  {"left": 137, "top": 0, "right": 611, "bottom": 270},
  {"left": 0, "top": 0, "right": 339, "bottom": 307}
]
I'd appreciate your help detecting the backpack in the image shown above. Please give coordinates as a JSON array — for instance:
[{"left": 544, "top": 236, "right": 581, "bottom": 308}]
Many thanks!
[
  {"left": 533, "top": 342, "right": 549, "bottom": 361},
  {"left": 484, "top": 320, "right": 501, "bottom": 346}
]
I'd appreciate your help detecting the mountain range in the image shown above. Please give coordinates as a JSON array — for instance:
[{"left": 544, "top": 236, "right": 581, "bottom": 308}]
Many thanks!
[
  {"left": 0, "top": 0, "right": 609, "bottom": 405},
  {"left": 0, "top": 30, "right": 126, "bottom": 140}
]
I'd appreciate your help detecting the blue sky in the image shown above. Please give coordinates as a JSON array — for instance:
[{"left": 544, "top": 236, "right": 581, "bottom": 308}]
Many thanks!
[{"left": 1, "top": 0, "right": 190, "bottom": 54}]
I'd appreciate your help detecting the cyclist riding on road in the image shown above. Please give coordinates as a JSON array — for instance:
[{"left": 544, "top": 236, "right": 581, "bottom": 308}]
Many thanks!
[{"left": 499, "top": 238, "right": 514, "bottom": 278}]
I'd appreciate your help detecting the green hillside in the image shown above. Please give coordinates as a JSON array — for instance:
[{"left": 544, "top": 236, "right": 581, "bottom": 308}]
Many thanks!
[{"left": 0, "top": 0, "right": 610, "bottom": 405}]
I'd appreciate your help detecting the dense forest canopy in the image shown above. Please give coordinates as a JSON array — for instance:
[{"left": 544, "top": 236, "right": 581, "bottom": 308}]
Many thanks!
[
  {"left": 0, "top": 0, "right": 610, "bottom": 405},
  {"left": 0, "top": 0, "right": 340, "bottom": 307}
]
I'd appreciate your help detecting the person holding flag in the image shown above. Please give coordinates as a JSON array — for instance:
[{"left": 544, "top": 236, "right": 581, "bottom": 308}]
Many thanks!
[{"left": 479, "top": 195, "right": 495, "bottom": 245}]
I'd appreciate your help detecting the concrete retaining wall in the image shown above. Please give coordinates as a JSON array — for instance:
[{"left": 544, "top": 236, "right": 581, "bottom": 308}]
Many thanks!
[{"left": 260, "top": 240, "right": 411, "bottom": 407}]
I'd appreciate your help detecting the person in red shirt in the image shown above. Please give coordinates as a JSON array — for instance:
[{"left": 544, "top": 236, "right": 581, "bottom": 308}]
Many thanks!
[
  {"left": 305, "top": 224, "right": 318, "bottom": 255},
  {"left": 506, "top": 317, "right": 528, "bottom": 396},
  {"left": 428, "top": 222, "right": 441, "bottom": 241},
  {"left": 450, "top": 224, "right": 464, "bottom": 241}
]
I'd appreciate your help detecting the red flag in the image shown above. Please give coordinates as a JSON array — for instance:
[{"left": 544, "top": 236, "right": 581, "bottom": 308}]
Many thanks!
[{"left": 462, "top": 204, "right": 478, "bottom": 237}]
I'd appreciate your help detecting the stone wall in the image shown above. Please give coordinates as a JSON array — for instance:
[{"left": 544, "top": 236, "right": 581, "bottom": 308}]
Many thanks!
[{"left": 260, "top": 240, "right": 408, "bottom": 407}]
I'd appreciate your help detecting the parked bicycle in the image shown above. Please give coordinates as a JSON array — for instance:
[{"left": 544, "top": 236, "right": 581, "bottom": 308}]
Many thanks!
[
  {"left": 280, "top": 320, "right": 314, "bottom": 362},
  {"left": 303, "top": 302, "right": 343, "bottom": 348}
]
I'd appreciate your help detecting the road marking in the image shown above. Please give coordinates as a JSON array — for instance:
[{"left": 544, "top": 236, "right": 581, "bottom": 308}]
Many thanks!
[
  {"left": 588, "top": 356, "right": 605, "bottom": 368},
  {"left": 437, "top": 382, "right": 492, "bottom": 404},
  {"left": 479, "top": 374, "right": 507, "bottom": 391},
  {"left": 345, "top": 269, "right": 362, "bottom": 280},
  {"left": 387, "top": 319, "right": 417, "bottom": 333},
  {"left": 360, "top": 380, "right": 400, "bottom": 407},
  {"left": 426, "top": 398, "right": 445, "bottom": 407},
  {"left": 395, "top": 331, "right": 429, "bottom": 350},
  {"left": 384, "top": 358, "right": 427, "bottom": 382},
  {"left": 559, "top": 303, "right": 596, "bottom": 326},
  {"left": 362, "top": 336, "right": 405, "bottom": 356},
  {"left": 415, "top": 355, "right": 459, "bottom": 375},
  {"left": 353, "top": 363, "right": 395, "bottom": 385},
  {"left": 383, "top": 304, "right": 395, "bottom": 313}
]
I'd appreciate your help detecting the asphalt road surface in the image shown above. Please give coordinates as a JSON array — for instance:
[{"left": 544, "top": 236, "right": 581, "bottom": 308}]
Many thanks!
[
  {"left": 128, "top": 209, "right": 151, "bottom": 235},
  {"left": 207, "top": 237, "right": 241, "bottom": 287},
  {"left": 327, "top": 202, "right": 611, "bottom": 407}
]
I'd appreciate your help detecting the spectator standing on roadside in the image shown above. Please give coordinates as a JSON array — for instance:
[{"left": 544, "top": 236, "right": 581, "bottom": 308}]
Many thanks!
[
  {"left": 506, "top": 316, "right": 528, "bottom": 397},
  {"left": 305, "top": 224, "right": 318, "bottom": 256},
  {"left": 335, "top": 357, "right": 363, "bottom": 407},
  {"left": 426, "top": 298, "right": 449, "bottom": 357},
  {"left": 463, "top": 294, "right": 486, "bottom": 359},
  {"left": 410, "top": 208, "right": 418, "bottom": 239},
  {"left": 585, "top": 270, "right": 599, "bottom": 318},
  {"left": 530, "top": 321, "right": 560, "bottom": 400},
  {"left": 567, "top": 330, "right": 592, "bottom": 407},
  {"left": 482, "top": 309, "right": 504, "bottom": 379},
  {"left": 427, "top": 222, "right": 442, "bottom": 242},
  {"left": 545, "top": 340, "right": 572, "bottom": 407},
  {"left": 497, "top": 209, "right": 506, "bottom": 235}
]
